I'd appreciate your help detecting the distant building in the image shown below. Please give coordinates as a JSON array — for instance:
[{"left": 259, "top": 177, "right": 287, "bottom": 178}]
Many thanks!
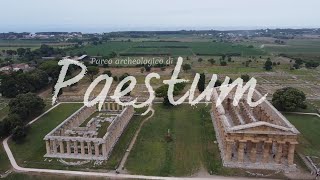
[{"left": 0, "top": 63, "right": 33, "bottom": 73}]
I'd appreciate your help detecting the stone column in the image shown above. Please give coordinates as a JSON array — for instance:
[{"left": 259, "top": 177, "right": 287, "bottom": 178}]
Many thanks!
[
  {"left": 52, "top": 140, "right": 57, "bottom": 154},
  {"left": 263, "top": 141, "right": 271, "bottom": 163},
  {"left": 46, "top": 140, "right": 51, "bottom": 154},
  {"left": 288, "top": 143, "right": 296, "bottom": 165},
  {"left": 238, "top": 140, "right": 245, "bottom": 162},
  {"left": 225, "top": 140, "right": 233, "bottom": 161},
  {"left": 103, "top": 103, "right": 106, "bottom": 111},
  {"left": 73, "top": 141, "right": 78, "bottom": 155},
  {"left": 102, "top": 143, "right": 107, "bottom": 157},
  {"left": 117, "top": 104, "right": 120, "bottom": 111},
  {"left": 59, "top": 141, "right": 64, "bottom": 154},
  {"left": 95, "top": 143, "right": 100, "bottom": 156},
  {"left": 275, "top": 142, "right": 283, "bottom": 164},
  {"left": 66, "top": 141, "right": 71, "bottom": 154},
  {"left": 87, "top": 141, "right": 92, "bottom": 155},
  {"left": 112, "top": 103, "right": 115, "bottom": 111},
  {"left": 107, "top": 102, "right": 111, "bottom": 110},
  {"left": 81, "top": 141, "right": 85, "bottom": 156},
  {"left": 250, "top": 141, "right": 257, "bottom": 163}
]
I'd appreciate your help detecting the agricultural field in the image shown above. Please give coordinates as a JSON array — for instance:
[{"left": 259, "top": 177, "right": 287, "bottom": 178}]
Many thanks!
[
  {"left": 69, "top": 41, "right": 266, "bottom": 57},
  {"left": 0, "top": 39, "right": 75, "bottom": 51},
  {"left": 262, "top": 39, "right": 320, "bottom": 56}
]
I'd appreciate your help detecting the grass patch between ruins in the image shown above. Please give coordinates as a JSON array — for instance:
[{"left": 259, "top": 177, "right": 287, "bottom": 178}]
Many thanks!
[
  {"left": 126, "top": 104, "right": 234, "bottom": 176},
  {"left": 285, "top": 113, "right": 320, "bottom": 157}
]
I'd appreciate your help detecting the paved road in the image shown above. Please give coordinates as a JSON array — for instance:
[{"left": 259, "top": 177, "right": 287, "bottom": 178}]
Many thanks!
[{"left": 2, "top": 102, "right": 274, "bottom": 180}]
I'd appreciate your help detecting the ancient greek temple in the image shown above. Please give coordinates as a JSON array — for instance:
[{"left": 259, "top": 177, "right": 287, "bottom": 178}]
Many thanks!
[
  {"left": 43, "top": 100, "right": 134, "bottom": 160},
  {"left": 211, "top": 89, "right": 299, "bottom": 171}
]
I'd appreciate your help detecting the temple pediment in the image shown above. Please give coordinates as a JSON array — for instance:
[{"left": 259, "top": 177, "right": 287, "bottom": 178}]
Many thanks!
[{"left": 229, "top": 121, "right": 295, "bottom": 134}]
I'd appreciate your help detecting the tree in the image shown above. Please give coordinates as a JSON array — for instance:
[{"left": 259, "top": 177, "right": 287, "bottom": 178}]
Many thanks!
[
  {"left": 39, "top": 60, "right": 61, "bottom": 79},
  {"left": 144, "top": 64, "right": 152, "bottom": 72},
  {"left": 241, "top": 74, "right": 250, "bottom": 82},
  {"left": 221, "top": 54, "right": 226, "bottom": 60},
  {"left": 103, "top": 70, "right": 112, "bottom": 77},
  {"left": 12, "top": 126, "right": 27, "bottom": 142},
  {"left": 198, "top": 58, "right": 203, "bottom": 63},
  {"left": 182, "top": 64, "right": 191, "bottom": 72},
  {"left": 0, "top": 114, "right": 22, "bottom": 137},
  {"left": 121, "top": 82, "right": 131, "bottom": 96},
  {"left": 87, "top": 66, "right": 99, "bottom": 82},
  {"left": 9, "top": 93, "right": 45, "bottom": 120},
  {"left": 109, "top": 51, "right": 117, "bottom": 58},
  {"left": 140, "top": 67, "right": 144, "bottom": 73},
  {"left": 155, "top": 83, "right": 186, "bottom": 98},
  {"left": 272, "top": 87, "right": 307, "bottom": 111},
  {"left": 17, "top": 48, "right": 26, "bottom": 57},
  {"left": 305, "top": 61, "right": 320, "bottom": 69},
  {"left": 264, "top": 59, "right": 273, "bottom": 71},
  {"left": 163, "top": 95, "right": 173, "bottom": 107},
  {"left": 220, "top": 61, "right": 227, "bottom": 66},
  {"left": 119, "top": 73, "right": 130, "bottom": 81},
  {"left": 214, "top": 80, "right": 222, "bottom": 87},
  {"left": 208, "top": 58, "right": 215, "bottom": 65},
  {"left": 197, "top": 73, "right": 205, "bottom": 92},
  {"left": 227, "top": 56, "right": 232, "bottom": 62}
]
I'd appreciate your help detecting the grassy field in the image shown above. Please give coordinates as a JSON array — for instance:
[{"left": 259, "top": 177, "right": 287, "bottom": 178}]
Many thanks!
[
  {"left": 126, "top": 104, "right": 229, "bottom": 176},
  {"left": 263, "top": 39, "right": 320, "bottom": 56},
  {"left": 0, "top": 39, "right": 76, "bottom": 51},
  {"left": 285, "top": 113, "right": 320, "bottom": 157},
  {"left": 105, "top": 114, "right": 144, "bottom": 169},
  {"left": 0, "top": 142, "right": 11, "bottom": 174},
  {"left": 9, "top": 103, "right": 83, "bottom": 168},
  {"left": 3, "top": 173, "right": 106, "bottom": 180},
  {"left": 70, "top": 41, "right": 266, "bottom": 57}
]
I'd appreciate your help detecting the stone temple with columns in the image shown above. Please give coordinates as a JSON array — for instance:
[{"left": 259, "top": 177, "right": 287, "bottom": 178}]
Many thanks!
[
  {"left": 43, "top": 100, "right": 134, "bottom": 160},
  {"left": 211, "top": 89, "right": 299, "bottom": 171}
]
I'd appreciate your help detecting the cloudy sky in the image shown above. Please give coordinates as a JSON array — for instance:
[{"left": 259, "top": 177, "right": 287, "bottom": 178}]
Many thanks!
[{"left": 1, "top": 0, "right": 319, "bottom": 32}]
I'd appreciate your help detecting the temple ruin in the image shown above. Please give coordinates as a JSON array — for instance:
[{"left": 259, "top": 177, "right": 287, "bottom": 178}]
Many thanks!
[
  {"left": 43, "top": 100, "right": 134, "bottom": 160},
  {"left": 211, "top": 89, "right": 299, "bottom": 171}
]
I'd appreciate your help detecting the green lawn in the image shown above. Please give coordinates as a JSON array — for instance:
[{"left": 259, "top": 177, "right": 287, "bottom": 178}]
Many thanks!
[
  {"left": 9, "top": 103, "right": 83, "bottom": 168},
  {"left": 0, "top": 143, "right": 11, "bottom": 174},
  {"left": 285, "top": 113, "right": 320, "bottom": 157},
  {"left": 105, "top": 114, "right": 144, "bottom": 169},
  {"left": 126, "top": 104, "right": 228, "bottom": 176}
]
